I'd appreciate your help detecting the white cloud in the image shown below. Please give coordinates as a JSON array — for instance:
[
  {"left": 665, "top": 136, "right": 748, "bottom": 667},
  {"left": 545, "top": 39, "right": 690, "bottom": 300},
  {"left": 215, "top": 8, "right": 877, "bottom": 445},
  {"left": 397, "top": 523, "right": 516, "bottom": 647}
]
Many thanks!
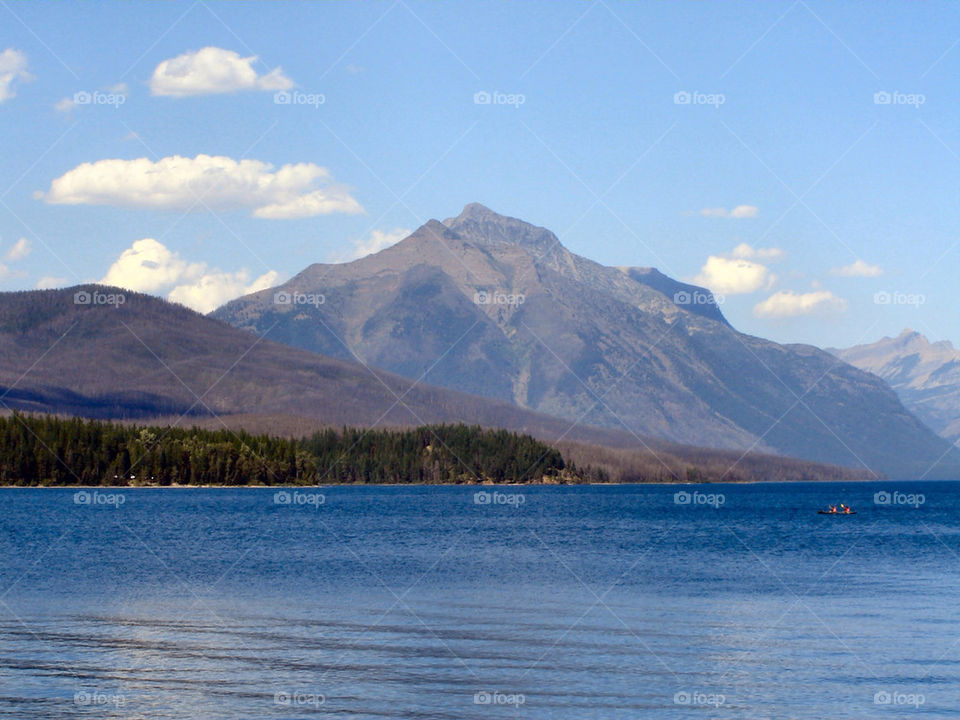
[
  {"left": 694, "top": 255, "right": 776, "bottom": 294},
  {"left": 699, "top": 204, "right": 759, "bottom": 219},
  {"left": 5, "top": 237, "right": 31, "bottom": 261},
  {"left": 100, "top": 237, "right": 280, "bottom": 313},
  {"left": 830, "top": 259, "right": 883, "bottom": 277},
  {"left": 753, "top": 290, "right": 847, "bottom": 319},
  {"left": 731, "top": 242, "right": 784, "bottom": 261},
  {"left": 729, "top": 204, "right": 759, "bottom": 219},
  {"left": 41, "top": 154, "right": 363, "bottom": 219},
  {"left": 0, "top": 48, "right": 30, "bottom": 103},
  {"left": 105, "top": 82, "right": 128, "bottom": 94},
  {"left": 331, "top": 228, "right": 410, "bottom": 263},
  {"left": 150, "top": 47, "right": 293, "bottom": 97},
  {"left": 101, "top": 238, "right": 205, "bottom": 292},
  {"left": 168, "top": 269, "right": 279, "bottom": 314},
  {"left": 54, "top": 97, "right": 76, "bottom": 113},
  {"left": 36, "top": 275, "right": 67, "bottom": 289}
]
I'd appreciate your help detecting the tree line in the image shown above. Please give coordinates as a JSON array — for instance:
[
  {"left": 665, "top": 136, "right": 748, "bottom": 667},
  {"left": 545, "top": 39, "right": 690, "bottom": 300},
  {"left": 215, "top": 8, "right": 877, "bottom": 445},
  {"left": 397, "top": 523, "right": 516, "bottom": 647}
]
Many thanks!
[{"left": 0, "top": 413, "right": 578, "bottom": 486}]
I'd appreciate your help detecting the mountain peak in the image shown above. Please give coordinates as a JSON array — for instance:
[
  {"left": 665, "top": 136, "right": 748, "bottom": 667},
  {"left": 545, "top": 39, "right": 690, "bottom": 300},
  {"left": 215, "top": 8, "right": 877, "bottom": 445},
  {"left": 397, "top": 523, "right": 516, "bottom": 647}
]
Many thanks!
[
  {"left": 442, "top": 203, "right": 559, "bottom": 252},
  {"left": 454, "top": 202, "right": 499, "bottom": 221}
]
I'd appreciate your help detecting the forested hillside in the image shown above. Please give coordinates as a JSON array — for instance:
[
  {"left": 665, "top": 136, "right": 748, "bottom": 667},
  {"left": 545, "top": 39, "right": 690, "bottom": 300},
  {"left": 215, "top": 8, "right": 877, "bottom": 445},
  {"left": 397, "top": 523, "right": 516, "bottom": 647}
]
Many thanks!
[{"left": 0, "top": 413, "right": 574, "bottom": 486}]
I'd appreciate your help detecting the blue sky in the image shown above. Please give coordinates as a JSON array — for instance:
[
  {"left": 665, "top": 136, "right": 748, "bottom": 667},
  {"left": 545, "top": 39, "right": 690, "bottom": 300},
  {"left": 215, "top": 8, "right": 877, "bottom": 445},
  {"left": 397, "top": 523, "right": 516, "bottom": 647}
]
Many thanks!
[{"left": 1, "top": 1, "right": 958, "bottom": 348}]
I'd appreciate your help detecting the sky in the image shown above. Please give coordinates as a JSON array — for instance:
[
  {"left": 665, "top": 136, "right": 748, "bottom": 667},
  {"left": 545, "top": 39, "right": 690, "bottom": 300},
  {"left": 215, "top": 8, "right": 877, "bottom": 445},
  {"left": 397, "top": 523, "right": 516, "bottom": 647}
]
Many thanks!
[{"left": 1, "top": 1, "right": 958, "bottom": 349}]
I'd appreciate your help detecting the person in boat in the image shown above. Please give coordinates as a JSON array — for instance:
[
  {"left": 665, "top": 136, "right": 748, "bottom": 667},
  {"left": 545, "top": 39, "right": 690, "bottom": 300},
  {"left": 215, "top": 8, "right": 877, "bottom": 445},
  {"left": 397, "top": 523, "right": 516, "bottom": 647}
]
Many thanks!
[{"left": 828, "top": 505, "right": 837, "bottom": 513}]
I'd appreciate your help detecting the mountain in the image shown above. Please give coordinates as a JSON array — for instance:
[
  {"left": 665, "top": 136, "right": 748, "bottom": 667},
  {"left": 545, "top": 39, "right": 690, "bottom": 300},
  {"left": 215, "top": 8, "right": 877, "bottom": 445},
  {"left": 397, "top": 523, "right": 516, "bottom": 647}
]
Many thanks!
[
  {"left": 0, "top": 286, "right": 871, "bottom": 485},
  {"left": 830, "top": 330, "right": 960, "bottom": 444},
  {"left": 212, "top": 203, "right": 958, "bottom": 478}
]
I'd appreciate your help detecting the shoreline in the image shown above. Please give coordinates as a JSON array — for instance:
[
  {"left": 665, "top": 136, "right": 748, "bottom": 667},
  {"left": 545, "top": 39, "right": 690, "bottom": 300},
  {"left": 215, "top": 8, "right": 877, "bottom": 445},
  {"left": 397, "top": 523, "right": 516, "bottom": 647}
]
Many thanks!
[{"left": 0, "top": 477, "right": 925, "bottom": 489}]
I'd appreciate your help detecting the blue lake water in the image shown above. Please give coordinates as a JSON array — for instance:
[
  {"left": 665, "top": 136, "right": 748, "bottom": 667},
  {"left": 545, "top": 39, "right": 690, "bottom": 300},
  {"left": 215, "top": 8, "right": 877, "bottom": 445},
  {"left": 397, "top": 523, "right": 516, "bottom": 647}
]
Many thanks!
[{"left": 0, "top": 482, "right": 957, "bottom": 719}]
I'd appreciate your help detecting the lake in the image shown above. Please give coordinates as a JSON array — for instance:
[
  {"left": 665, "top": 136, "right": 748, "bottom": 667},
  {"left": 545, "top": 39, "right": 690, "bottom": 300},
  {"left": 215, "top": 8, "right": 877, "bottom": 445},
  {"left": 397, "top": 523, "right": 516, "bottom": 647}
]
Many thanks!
[{"left": 0, "top": 482, "right": 956, "bottom": 718}]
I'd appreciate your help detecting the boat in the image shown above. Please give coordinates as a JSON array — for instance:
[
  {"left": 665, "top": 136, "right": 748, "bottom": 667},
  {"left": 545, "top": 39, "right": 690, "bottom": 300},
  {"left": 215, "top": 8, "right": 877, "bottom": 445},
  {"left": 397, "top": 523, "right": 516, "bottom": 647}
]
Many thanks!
[{"left": 818, "top": 504, "right": 856, "bottom": 515}]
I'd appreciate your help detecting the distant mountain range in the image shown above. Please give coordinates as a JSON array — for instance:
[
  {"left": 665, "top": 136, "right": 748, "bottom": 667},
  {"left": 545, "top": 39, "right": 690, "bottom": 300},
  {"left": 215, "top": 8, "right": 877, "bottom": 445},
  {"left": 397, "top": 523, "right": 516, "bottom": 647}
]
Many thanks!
[
  {"left": 0, "top": 286, "right": 870, "bottom": 484},
  {"left": 212, "top": 203, "right": 957, "bottom": 478},
  {"left": 830, "top": 330, "right": 960, "bottom": 445}
]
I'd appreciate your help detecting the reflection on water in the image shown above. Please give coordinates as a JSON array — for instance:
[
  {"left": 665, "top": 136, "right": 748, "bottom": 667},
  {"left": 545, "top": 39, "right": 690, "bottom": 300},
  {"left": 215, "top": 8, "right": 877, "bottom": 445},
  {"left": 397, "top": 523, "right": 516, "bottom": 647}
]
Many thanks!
[{"left": 0, "top": 483, "right": 958, "bottom": 718}]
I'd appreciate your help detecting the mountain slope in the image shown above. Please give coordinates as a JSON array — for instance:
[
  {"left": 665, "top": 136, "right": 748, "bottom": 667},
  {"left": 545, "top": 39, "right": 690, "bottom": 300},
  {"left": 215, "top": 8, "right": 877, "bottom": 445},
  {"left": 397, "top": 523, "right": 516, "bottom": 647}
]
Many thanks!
[
  {"left": 0, "top": 286, "right": 873, "bottom": 484},
  {"left": 830, "top": 330, "right": 960, "bottom": 444},
  {"left": 212, "top": 203, "right": 958, "bottom": 477},
  {"left": 0, "top": 285, "right": 611, "bottom": 432}
]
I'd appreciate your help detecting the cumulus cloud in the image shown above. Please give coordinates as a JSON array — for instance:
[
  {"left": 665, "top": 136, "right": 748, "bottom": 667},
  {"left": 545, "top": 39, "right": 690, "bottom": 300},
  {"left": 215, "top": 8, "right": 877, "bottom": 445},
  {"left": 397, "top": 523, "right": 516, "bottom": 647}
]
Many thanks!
[
  {"left": 168, "top": 269, "right": 279, "bottom": 314},
  {"left": 753, "top": 290, "right": 847, "bottom": 319},
  {"left": 0, "top": 48, "right": 30, "bottom": 103},
  {"left": 101, "top": 238, "right": 205, "bottom": 292},
  {"left": 830, "top": 259, "right": 883, "bottom": 277},
  {"left": 41, "top": 154, "right": 363, "bottom": 219},
  {"left": 699, "top": 204, "right": 758, "bottom": 219},
  {"left": 150, "top": 47, "right": 293, "bottom": 97},
  {"left": 100, "top": 238, "right": 280, "bottom": 313},
  {"left": 5, "top": 237, "right": 31, "bottom": 261},
  {"left": 331, "top": 228, "right": 411, "bottom": 263},
  {"left": 54, "top": 97, "right": 76, "bottom": 113},
  {"left": 694, "top": 254, "right": 777, "bottom": 295},
  {"left": 36, "top": 275, "right": 67, "bottom": 290},
  {"left": 693, "top": 241, "right": 784, "bottom": 295}
]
